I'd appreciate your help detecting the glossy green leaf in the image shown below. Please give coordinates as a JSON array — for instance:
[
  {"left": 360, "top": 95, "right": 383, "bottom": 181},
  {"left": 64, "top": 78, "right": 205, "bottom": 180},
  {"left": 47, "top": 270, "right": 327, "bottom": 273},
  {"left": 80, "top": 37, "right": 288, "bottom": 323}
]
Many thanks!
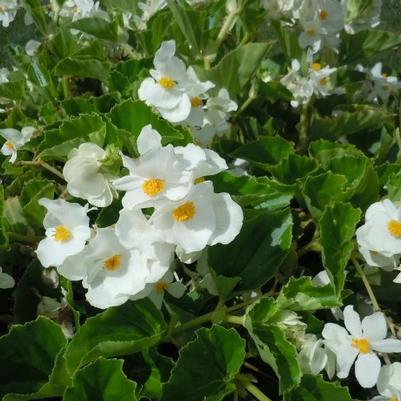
[
  {"left": 54, "top": 57, "right": 110, "bottom": 80},
  {"left": 161, "top": 325, "right": 245, "bottom": 401},
  {"left": 63, "top": 358, "right": 137, "bottom": 401},
  {"left": 64, "top": 299, "right": 167, "bottom": 374},
  {"left": 70, "top": 18, "right": 119, "bottom": 41},
  {"left": 319, "top": 202, "right": 361, "bottom": 296},
  {"left": 208, "top": 209, "right": 293, "bottom": 290},
  {"left": 0, "top": 317, "right": 69, "bottom": 401}
]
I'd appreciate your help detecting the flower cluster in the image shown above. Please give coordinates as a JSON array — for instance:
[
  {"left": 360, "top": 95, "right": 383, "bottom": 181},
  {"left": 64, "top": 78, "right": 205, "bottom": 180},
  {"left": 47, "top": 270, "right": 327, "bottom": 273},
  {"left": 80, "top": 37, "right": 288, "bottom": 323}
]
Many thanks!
[
  {"left": 262, "top": 0, "right": 382, "bottom": 53},
  {"left": 138, "top": 40, "right": 238, "bottom": 146},
  {"left": 0, "top": 126, "right": 35, "bottom": 163},
  {"left": 35, "top": 126, "right": 243, "bottom": 309},
  {"left": 280, "top": 51, "right": 337, "bottom": 107}
]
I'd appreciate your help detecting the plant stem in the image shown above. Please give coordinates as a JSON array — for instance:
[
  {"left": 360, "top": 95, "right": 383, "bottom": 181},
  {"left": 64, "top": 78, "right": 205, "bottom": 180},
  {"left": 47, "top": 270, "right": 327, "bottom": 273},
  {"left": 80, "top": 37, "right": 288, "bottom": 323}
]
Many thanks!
[
  {"left": 225, "top": 314, "right": 244, "bottom": 325},
  {"left": 216, "top": 5, "right": 241, "bottom": 49},
  {"left": 61, "top": 77, "right": 71, "bottom": 99},
  {"left": 352, "top": 255, "right": 396, "bottom": 336},
  {"left": 297, "top": 103, "right": 309, "bottom": 152},
  {"left": 18, "top": 160, "right": 65, "bottom": 181},
  {"left": 66, "top": 280, "right": 81, "bottom": 331},
  {"left": 241, "top": 382, "right": 273, "bottom": 401}
]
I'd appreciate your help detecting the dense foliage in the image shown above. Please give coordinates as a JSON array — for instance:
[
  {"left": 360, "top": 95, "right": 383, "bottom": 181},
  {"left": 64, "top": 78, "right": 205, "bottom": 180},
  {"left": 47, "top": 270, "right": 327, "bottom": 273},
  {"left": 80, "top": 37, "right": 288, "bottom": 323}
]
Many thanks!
[{"left": 1, "top": 0, "right": 401, "bottom": 400}]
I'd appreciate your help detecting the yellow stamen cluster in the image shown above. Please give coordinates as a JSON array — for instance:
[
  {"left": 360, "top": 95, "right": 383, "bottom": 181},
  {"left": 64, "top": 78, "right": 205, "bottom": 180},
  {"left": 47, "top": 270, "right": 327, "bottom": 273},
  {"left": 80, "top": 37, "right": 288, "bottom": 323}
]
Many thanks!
[
  {"left": 172, "top": 201, "right": 196, "bottom": 222},
  {"left": 53, "top": 225, "right": 72, "bottom": 242},
  {"left": 194, "top": 177, "right": 205, "bottom": 184},
  {"left": 311, "top": 63, "right": 322, "bottom": 71},
  {"left": 190, "top": 97, "right": 202, "bottom": 108},
  {"left": 319, "top": 77, "right": 328, "bottom": 86},
  {"left": 158, "top": 76, "right": 176, "bottom": 89},
  {"left": 155, "top": 281, "right": 169, "bottom": 293},
  {"left": 142, "top": 178, "right": 165, "bottom": 197},
  {"left": 306, "top": 28, "right": 317, "bottom": 37},
  {"left": 352, "top": 338, "right": 370, "bottom": 354},
  {"left": 388, "top": 219, "right": 401, "bottom": 238},
  {"left": 319, "top": 9, "right": 329, "bottom": 20},
  {"left": 104, "top": 254, "right": 122, "bottom": 271},
  {"left": 5, "top": 141, "right": 15, "bottom": 151}
]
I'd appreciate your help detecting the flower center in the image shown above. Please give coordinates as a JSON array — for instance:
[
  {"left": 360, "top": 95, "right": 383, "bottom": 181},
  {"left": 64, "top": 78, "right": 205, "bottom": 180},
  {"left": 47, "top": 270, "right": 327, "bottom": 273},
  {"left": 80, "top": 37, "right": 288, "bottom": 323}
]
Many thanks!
[
  {"left": 306, "top": 28, "right": 317, "bottom": 37},
  {"left": 142, "top": 178, "right": 165, "bottom": 197},
  {"left": 390, "top": 396, "right": 398, "bottom": 401},
  {"left": 172, "top": 201, "right": 196, "bottom": 222},
  {"left": 319, "top": 9, "right": 329, "bottom": 20},
  {"left": 5, "top": 141, "right": 15, "bottom": 151},
  {"left": 319, "top": 77, "right": 328, "bottom": 86},
  {"left": 311, "top": 62, "right": 321, "bottom": 71},
  {"left": 53, "top": 225, "right": 72, "bottom": 242},
  {"left": 103, "top": 254, "right": 122, "bottom": 271},
  {"left": 388, "top": 219, "right": 401, "bottom": 237},
  {"left": 352, "top": 338, "right": 370, "bottom": 354},
  {"left": 194, "top": 177, "right": 204, "bottom": 184},
  {"left": 158, "top": 76, "right": 176, "bottom": 89},
  {"left": 155, "top": 281, "right": 169, "bottom": 293},
  {"left": 190, "top": 97, "right": 202, "bottom": 108}
]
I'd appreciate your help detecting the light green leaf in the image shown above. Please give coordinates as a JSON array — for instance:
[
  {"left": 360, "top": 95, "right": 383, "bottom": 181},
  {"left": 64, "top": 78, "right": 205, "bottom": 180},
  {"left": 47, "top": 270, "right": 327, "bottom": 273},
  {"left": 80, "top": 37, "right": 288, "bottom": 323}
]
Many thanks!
[
  {"left": 70, "top": 18, "right": 119, "bottom": 41},
  {"left": 161, "top": 325, "right": 245, "bottom": 401},
  {"left": 319, "top": 202, "right": 361, "bottom": 296},
  {"left": 54, "top": 57, "right": 110, "bottom": 80},
  {"left": 64, "top": 299, "right": 167, "bottom": 374},
  {"left": 63, "top": 358, "right": 137, "bottom": 401}
]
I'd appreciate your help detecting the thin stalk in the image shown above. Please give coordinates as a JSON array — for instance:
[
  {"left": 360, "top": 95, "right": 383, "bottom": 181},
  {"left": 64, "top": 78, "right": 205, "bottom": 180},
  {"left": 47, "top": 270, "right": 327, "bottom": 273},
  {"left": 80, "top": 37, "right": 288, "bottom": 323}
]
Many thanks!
[
  {"left": 61, "top": 77, "right": 71, "bottom": 100},
  {"left": 352, "top": 255, "right": 396, "bottom": 337},
  {"left": 225, "top": 314, "right": 244, "bottom": 326},
  {"left": 216, "top": 5, "right": 241, "bottom": 48},
  {"left": 18, "top": 160, "right": 65, "bottom": 181},
  {"left": 66, "top": 280, "right": 81, "bottom": 331},
  {"left": 297, "top": 103, "right": 309, "bottom": 152},
  {"left": 241, "top": 382, "right": 273, "bottom": 401}
]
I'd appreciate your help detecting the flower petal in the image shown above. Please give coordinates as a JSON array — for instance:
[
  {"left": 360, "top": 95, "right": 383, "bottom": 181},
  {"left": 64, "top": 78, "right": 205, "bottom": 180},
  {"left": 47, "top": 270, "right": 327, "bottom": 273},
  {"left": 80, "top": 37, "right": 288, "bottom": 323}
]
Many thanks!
[
  {"left": 362, "top": 312, "right": 387, "bottom": 341},
  {"left": 355, "top": 352, "right": 381, "bottom": 388},
  {"left": 371, "top": 339, "right": 401, "bottom": 353},
  {"left": 344, "top": 305, "right": 362, "bottom": 337}
]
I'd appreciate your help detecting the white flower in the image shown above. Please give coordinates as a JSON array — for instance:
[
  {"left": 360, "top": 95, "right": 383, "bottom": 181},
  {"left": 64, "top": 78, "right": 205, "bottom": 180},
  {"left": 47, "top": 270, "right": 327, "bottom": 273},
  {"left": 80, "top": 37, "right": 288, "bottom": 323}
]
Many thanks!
[
  {"left": 315, "top": 0, "right": 345, "bottom": 34},
  {"left": 298, "top": 335, "right": 333, "bottom": 376},
  {"left": 25, "top": 40, "right": 41, "bottom": 56},
  {"left": 133, "top": 0, "right": 167, "bottom": 30},
  {"left": 308, "top": 62, "right": 336, "bottom": 97},
  {"left": 138, "top": 40, "right": 191, "bottom": 123},
  {"left": 323, "top": 305, "right": 401, "bottom": 388},
  {"left": 113, "top": 131, "right": 192, "bottom": 210},
  {"left": 280, "top": 59, "right": 314, "bottom": 108},
  {"left": 192, "top": 88, "right": 238, "bottom": 146},
  {"left": 0, "top": 267, "right": 14, "bottom": 289},
  {"left": 63, "top": 142, "right": 115, "bottom": 207},
  {"left": 261, "top": 0, "right": 302, "bottom": 19},
  {"left": 59, "top": 0, "right": 108, "bottom": 22},
  {"left": 63, "top": 143, "right": 117, "bottom": 207},
  {"left": 0, "top": 0, "right": 18, "bottom": 28},
  {"left": 131, "top": 270, "right": 186, "bottom": 309},
  {"left": 371, "top": 363, "right": 401, "bottom": 401},
  {"left": 0, "top": 127, "right": 35, "bottom": 163},
  {"left": 298, "top": 20, "right": 323, "bottom": 52},
  {"left": 356, "top": 200, "right": 401, "bottom": 258},
  {"left": 59, "top": 227, "right": 170, "bottom": 309},
  {"left": 0, "top": 67, "right": 9, "bottom": 84},
  {"left": 115, "top": 208, "right": 175, "bottom": 268},
  {"left": 36, "top": 198, "right": 91, "bottom": 267},
  {"left": 345, "top": 0, "right": 382, "bottom": 34},
  {"left": 151, "top": 180, "right": 243, "bottom": 253},
  {"left": 368, "top": 63, "right": 401, "bottom": 103}
]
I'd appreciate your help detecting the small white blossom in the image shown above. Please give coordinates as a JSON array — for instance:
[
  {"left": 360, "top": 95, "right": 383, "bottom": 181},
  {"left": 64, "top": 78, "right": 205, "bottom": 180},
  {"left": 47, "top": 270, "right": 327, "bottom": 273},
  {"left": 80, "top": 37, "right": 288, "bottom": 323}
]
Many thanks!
[
  {"left": 36, "top": 198, "right": 91, "bottom": 268},
  {"left": 25, "top": 40, "right": 41, "bottom": 56},
  {"left": 59, "top": 0, "right": 108, "bottom": 22},
  {"left": 0, "top": 126, "right": 35, "bottom": 163},
  {"left": 131, "top": 270, "right": 186, "bottom": 309},
  {"left": 138, "top": 40, "right": 192, "bottom": 123},
  {"left": 63, "top": 143, "right": 117, "bottom": 207},
  {"left": 151, "top": 180, "right": 243, "bottom": 253},
  {"left": 371, "top": 363, "right": 401, "bottom": 401},
  {"left": 323, "top": 305, "right": 401, "bottom": 388},
  {"left": 0, "top": 0, "right": 18, "bottom": 28}
]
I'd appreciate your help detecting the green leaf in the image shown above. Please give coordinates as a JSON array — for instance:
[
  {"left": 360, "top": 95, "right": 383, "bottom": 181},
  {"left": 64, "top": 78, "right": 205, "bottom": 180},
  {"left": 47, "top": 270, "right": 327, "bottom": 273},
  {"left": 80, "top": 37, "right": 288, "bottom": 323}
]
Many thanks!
[
  {"left": 161, "top": 325, "right": 245, "bottom": 401},
  {"left": 386, "top": 172, "right": 401, "bottom": 200},
  {"left": 340, "top": 30, "right": 401, "bottom": 64},
  {"left": 202, "top": 43, "right": 271, "bottom": 97},
  {"left": 108, "top": 99, "right": 190, "bottom": 146},
  {"left": 21, "top": 0, "right": 48, "bottom": 34},
  {"left": 0, "top": 186, "right": 8, "bottom": 248},
  {"left": 208, "top": 209, "right": 293, "bottom": 290},
  {"left": 54, "top": 57, "right": 110, "bottom": 80},
  {"left": 245, "top": 300, "right": 302, "bottom": 393},
  {"left": 319, "top": 202, "right": 361, "bottom": 296},
  {"left": 64, "top": 299, "right": 167, "bottom": 374},
  {"left": 283, "top": 374, "right": 356, "bottom": 401},
  {"left": 38, "top": 113, "right": 106, "bottom": 160},
  {"left": 0, "top": 317, "right": 69, "bottom": 401},
  {"left": 277, "top": 277, "right": 339, "bottom": 311},
  {"left": 0, "top": 80, "right": 25, "bottom": 101},
  {"left": 63, "top": 358, "right": 137, "bottom": 401},
  {"left": 70, "top": 18, "right": 119, "bottom": 41},
  {"left": 211, "top": 172, "right": 293, "bottom": 210},
  {"left": 231, "top": 136, "right": 294, "bottom": 169},
  {"left": 303, "top": 172, "right": 348, "bottom": 219},
  {"left": 19, "top": 178, "right": 55, "bottom": 228}
]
